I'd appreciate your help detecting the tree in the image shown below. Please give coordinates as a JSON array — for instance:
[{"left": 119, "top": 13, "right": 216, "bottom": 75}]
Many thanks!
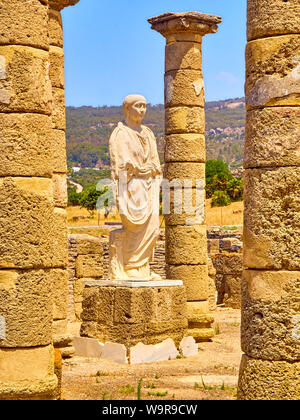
[
  {"left": 67, "top": 188, "right": 81, "bottom": 206},
  {"left": 206, "top": 159, "right": 232, "bottom": 185},
  {"left": 227, "top": 177, "right": 243, "bottom": 202},
  {"left": 79, "top": 185, "right": 104, "bottom": 217},
  {"left": 211, "top": 191, "right": 231, "bottom": 207}
]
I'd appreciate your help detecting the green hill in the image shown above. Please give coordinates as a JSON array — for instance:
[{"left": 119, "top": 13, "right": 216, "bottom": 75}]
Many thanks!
[{"left": 66, "top": 98, "right": 245, "bottom": 170}]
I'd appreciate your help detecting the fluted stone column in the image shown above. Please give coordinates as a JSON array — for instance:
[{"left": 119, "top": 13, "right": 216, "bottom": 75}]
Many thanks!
[
  {"left": 238, "top": 0, "right": 300, "bottom": 400},
  {"left": 48, "top": 0, "right": 79, "bottom": 359},
  {"left": 148, "top": 12, "right": 221, "bottom": 342}
]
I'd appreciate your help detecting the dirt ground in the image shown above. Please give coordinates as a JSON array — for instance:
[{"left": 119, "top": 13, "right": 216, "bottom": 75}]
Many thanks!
[{"left": 62, "top": 308, "right": 242, "bottom": 401}]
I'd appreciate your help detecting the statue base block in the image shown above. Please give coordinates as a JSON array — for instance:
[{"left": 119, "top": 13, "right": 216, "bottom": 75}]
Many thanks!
[{"left": 80, "top": 280, "right": 188, "bottom": 349}]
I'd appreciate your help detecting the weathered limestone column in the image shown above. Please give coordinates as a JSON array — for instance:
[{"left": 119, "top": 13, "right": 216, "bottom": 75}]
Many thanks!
[
  {"left": 238, "top": 0, "right": 300, "bottom": 400},
  {"left": 148, "top": 12, "right": 221, "bottom": 341},
  {"left": 48, "top": 0, "right": 79, "bottom": 358},
  {"left": 0, "top": 0, "right": 57, "bottom": 400}
]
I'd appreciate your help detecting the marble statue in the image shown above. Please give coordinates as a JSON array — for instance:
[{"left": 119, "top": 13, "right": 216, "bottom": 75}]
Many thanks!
[{"left": 108, "top": 94, "right": 162, "bottom": 281}]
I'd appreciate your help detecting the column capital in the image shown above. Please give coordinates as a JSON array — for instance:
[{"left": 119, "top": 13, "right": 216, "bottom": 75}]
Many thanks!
[
  {"left": 148, "top": 12, "right": 221, "bottom": 40},
  {"left": 48, "top": 0, "right": 80, "bottom": 12}
]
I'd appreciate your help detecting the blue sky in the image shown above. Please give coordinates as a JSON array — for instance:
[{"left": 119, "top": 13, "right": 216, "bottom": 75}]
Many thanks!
[{"left": 62, "top": 0, "right": 246, "bottom": 107}]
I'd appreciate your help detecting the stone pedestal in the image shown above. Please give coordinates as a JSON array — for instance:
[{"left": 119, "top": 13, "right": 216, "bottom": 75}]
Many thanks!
[
  {"left": 80, "top": 280, "right": 188, "bottom": 349},
  {"left": 148, "top": 12, "right": 222, "bottom": 342},
  {"left": 238, "top": 0, "right": 300, "bottom": 400}
]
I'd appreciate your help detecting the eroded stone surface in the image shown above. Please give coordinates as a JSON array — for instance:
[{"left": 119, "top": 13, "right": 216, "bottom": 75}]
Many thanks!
[
  {"left": 165, "top": 106, "right": 205, "bottom": 134},
  {"left": 165, "top": 41, "right": 202, "bottom": 72},
  {"left": 247, "top": 0, "right": 300, "bottom": 41},
  {"left": 0, "top": 0, "right": 49, "bottom": 50},
  {"left": 212, "top": 254, "right": 243, "bottom": 275},
  {"left": 165, "top": 134, "right": 206, "bottom": 163},
  {"left": 0, "top": 178, "right": 56, "bottom": 269},
  {"left": 76, "top": 255, "right": 104, "bottom": 279},
  {"left": 0, "top": 269, "right": 53, "bottom": 347},
  {"left": 52, "top": 269, "right": 68, "bottom": 321},
  {"left": 52, "top": 87, "right": 66, "bottom": 130},
  {"left": 164, "top": 186, "right": 205, "bottom": 227},
  {"left": 164, "top": 162, "right": 205, "bottom": 187},
  {"left": 0, "top": 345, "right": 55, "bottom": 382},
  {"left": 52, "top": 174, "right": 67, "bottom": 208},
  {"left": 166, "top": 265, "right": 208, "bottom": 301},
  {"left": 238, "top": 355, "right": 300, "bottom": 400},
  {"left": 48, "top": 9, "right": 63, "bottom": 48},
  {"left": 74, "top": 235, "right": 103, "bottom": 255},
  {"left": 165, "top": 70, "right": 204, "bottom": 107},
  {"left": 241, "top": 270, "right": 300, "bottom": 362},
  {"left": 246, "top": 35, "right": 300, "bottom": 108},
  {"left": 52, "top": 129, "right": 67, "bottom": 174},
  {"left": 0, "top": 113, "right": 52, "bottom": 177},
  {"left": 244, "top": 107, "right": 300, "bottom": 168},
  {"left": 80, "top": 285, "right": 187, "bottom": 348},
  {"left": 49, "top": 46, "right": 65, "bottom": 89},
  {"left": 0, "top": 46, "right": 52, "bottom": 114},
  {"left": 243, "top": 167, "right": 300, "bottom": 270},
  {"left": 166, "top": 225, "right": 207, "bottom": 265}
]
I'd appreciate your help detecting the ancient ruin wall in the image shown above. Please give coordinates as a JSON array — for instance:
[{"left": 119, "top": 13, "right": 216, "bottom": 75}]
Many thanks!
[
  {"left": 238, "top": 0, "right": 300, "bottom": 400},
  {"left": 68, "top": 235, "right": 104, "bottom": 321}
]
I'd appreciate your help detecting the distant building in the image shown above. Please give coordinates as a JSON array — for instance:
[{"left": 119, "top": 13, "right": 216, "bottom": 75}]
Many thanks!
[{"left": 72, "top": 167, "right": 81, "bottom": 173}]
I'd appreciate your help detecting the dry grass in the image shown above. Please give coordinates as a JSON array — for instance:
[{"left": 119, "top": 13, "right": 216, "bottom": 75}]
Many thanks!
[
  {"left": 205, "top": 199, "right": 243, "bottom": 227},
  {"left": 67, "top": 200, "right": 243, "bottom": 233}
]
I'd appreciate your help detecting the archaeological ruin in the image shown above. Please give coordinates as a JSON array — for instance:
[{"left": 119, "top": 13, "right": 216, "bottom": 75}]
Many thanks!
[{"left": 0, "top": 0, "right": 299, "bottom": 401}]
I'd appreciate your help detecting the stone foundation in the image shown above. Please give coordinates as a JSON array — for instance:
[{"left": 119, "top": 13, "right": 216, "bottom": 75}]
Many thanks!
[
  {"left": 80, "top": 281, "right": 188, "bottom": 349},
  {"left": 68, "top": 234, "right": 104, "bottom": 321}
]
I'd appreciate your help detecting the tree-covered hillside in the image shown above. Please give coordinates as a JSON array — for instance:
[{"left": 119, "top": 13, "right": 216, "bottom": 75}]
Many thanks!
[{"left": 66, "top": 98, "right": 245, "bottom": 170}]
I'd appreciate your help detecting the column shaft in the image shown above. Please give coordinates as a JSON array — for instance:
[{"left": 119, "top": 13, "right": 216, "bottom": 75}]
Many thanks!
[
  {"left": 238, "top": 0, "right": 300, "bottom": 400},
  {"left": 0, "top": 0, "right": 56, "bottom": 400},
  {"left": 48, "top": 1, "right": 74, "bottom": 359},
  {"left": 149, "top": 12, "right": 222, "bottom": 342}
]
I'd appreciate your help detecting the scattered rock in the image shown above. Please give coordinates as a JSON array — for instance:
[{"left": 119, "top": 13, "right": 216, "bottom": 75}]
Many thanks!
[
  {"left": 130, "top": 338, "right": 179, "bottom": 364},
  {"left": 74, "top": 337, "right": 104, "bottom": 358},
  {"left": 101, "top": 342, "right": 128, "bottom": 364},
  {"left": 179, "top": 336, "right": 198, "bottom": 357}
]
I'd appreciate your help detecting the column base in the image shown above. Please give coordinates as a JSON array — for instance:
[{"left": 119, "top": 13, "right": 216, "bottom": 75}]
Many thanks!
[
  {"left": 53, "top": 322, "right": 75, "bottom": 359},
  {"left": 187, "top": 327, "right": 214, "bottom": 342},
  {"left": 187, "top": 302, "right": 214, "bottom": 342},
  {"left": 0, "top": 375, "right": 58, "bottom": 400},
  {"left": 238, "top": 355, "right": 300, "bottom": 400}
]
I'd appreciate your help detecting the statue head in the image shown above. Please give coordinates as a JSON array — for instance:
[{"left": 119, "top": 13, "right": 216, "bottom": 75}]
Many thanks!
[{"left": 123, "top": 94, "right": 147, "bottom": 125}]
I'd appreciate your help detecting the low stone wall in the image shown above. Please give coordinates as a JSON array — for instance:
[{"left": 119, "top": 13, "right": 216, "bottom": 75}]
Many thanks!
[
  {"left": 68, "top": 234, "right": 104, "bottom": 321},
  {"left": 209, "top": 232, "right": 243, "bottom": 309}
]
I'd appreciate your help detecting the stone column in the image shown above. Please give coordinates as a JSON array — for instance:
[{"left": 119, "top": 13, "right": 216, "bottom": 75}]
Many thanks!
[
  {"left": 0, "top": 0, "right": 79, "bottom": 399},
  {"left": 0, "top": 0, "right": 57, "bottom": 400},
  {"left": 48, "top": 0, "right": 79, "bottom": 358},
  {"left": 238, "top": 0, "right": 300, "bottom": 400},
  {"left": 148, "top": 12, "right": 221, "bottom": 342}
]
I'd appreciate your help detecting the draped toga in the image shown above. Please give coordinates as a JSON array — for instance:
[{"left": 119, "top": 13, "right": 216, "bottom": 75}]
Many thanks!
[{"left": 109, "top": 122, "right": 162, "bottom": 280}]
